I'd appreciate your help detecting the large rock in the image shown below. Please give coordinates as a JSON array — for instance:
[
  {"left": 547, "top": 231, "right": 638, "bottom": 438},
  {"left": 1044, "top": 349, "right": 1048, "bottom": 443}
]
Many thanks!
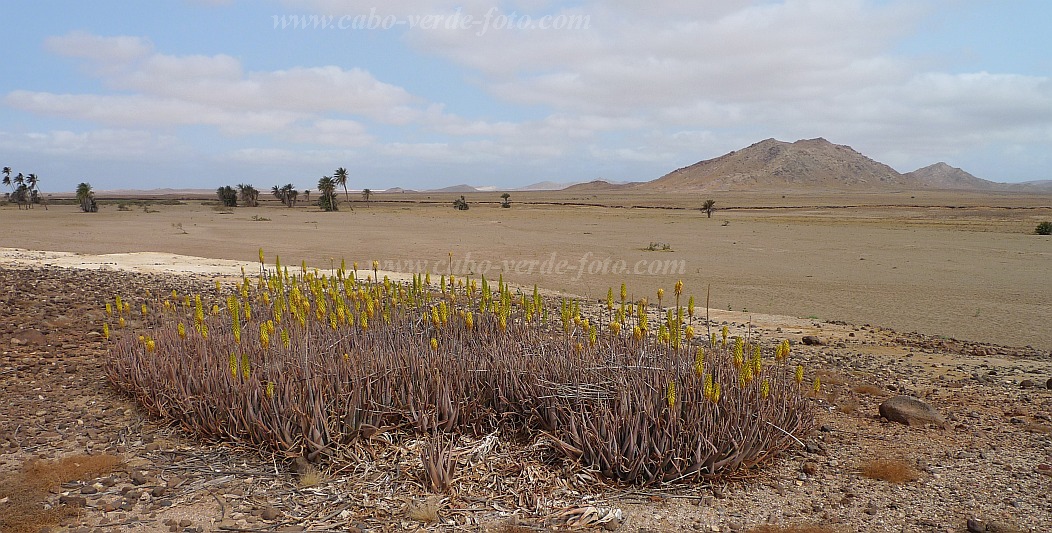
[{"left": 879, "top": 395, "right": 946, "bottom": 428}]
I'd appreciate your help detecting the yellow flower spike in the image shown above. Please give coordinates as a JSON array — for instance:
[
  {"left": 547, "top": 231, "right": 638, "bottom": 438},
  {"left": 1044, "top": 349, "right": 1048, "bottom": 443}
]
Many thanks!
[
  {"left": 666, "top": 380, "right": 676, "bottom": 409},
  {"left": 200, "top": 322, "right": 209, "bottom": 339},
  {"left": 710, "top": 332, "right": 717, "bottom": 348},
  {"left": 259, "top": 247, "right": 265, "bottom": 264},
  {"left": 211, "top": 304, "right": 220, "bottom": 316},
  {"left": 606, "top": 288, "right": 614, "bottom": 311},
  {"left": 281, "top": 328, "right": 290, "bottom": 348},
  {"left": 711, "top": 381, "right": 721, "bottom": 403},
  {"left": 265, "top": 381, "right": 275, "bottom": 398},
  {"left": 656, "top": 288, "right": 664, "bottom": 305},
  {"left": 589, "top": 326, "right": 598, "bottom": 346},
  {"left": 687, "top": 296, "right": 695, "bottom": 319},
  {"left": 259, "top": 323, "right": 270, "bottom": 348},
  {"left": 229, "top": 353, "right": 238, "bottom": 378},
  {"left": 105, "top": 303, "right": 112, "bottom": 316},
  {"left": 813, "top": 376, "right": 821, "bottom": 395},
  {"left": 574, "top": 342, "right": 583, "bottom": 354},
  {"left": 703, "top": 373, "right": 713, "bottom": 400},
  {"left": 685, "top": 325, "right": 695, "bottom": 341},
  {"left": 721, "top": 325, "right": 729, "bottom": 347},
  {"left": 171, "top": 289, "right": 178, "bottom": 299},
  {"left": 343, "top": 353, "right": 349, "bottom": 361},
  {"left": 176, "top": 322, "right": 185, "bottom": 339},
  {"left": 430, "top": 338, "right": 438, "bottom": 350},
  {"left": 138, "top": 334, "right": 145, "bottom": 344},
  {"left": 609, "top": 321, "right": 621, "bottom": 335},
  {"left": 241, "top": 354, "right": 251, "bottom": 380},
  {"left": 674, "top": 280, "right": 683, "bottom": 298},
  {"left": 498, "top": 315, "right": 507, "bottom": 332},
  {"left": 145, "top": 338, "right": 156, "bottom": 353},
  {"left": 140, "top": 303, "right": 148, "bottom": 317},
  {"left": 114, "top": 295, "right": 123, "bottom": 314},
  {"left": 795, "top": 365, "right": 805, "bottom": 385},
  {"left": 215, "top": 279, "right": 221, "bottom": 292},
  {"left": 102, "top": 323, "right": 110, "bottom": 340},
  {"left": 694, "top": 347, "right": 705, "bottom": 376},
  {"left": 761, "top": 379, "right": 770, "bottom": 399},
  {"left": 118, "top": 317, "right": 126, "bottom": 329},
  {"left": 620, "top": 283, "right": 627, "bottom": 303},
  {"left": 465, "top": 311, "right": 474, "bottom": 330},
  {"left": 632, "top": 325, "right": 643, "bottom": 342}
]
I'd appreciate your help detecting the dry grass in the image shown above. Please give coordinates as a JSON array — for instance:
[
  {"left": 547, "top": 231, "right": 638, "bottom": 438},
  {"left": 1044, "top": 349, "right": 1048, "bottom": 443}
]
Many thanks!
[
  {"left": 0, "top": 453, "right": 120, "bottom": 533},
  {"left": 853, "top": 383, "right": 884, "bottom": 396},
  {"left": 297, "top": 463, "right": 327, "bottom": 487},
  {"left": 860, "top": 458, "right": 918, "bottom": 483}
]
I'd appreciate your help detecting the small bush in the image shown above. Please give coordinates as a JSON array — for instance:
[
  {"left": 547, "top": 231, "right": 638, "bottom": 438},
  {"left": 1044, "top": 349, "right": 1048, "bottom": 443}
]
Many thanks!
[
  {"left": 861, "top": 458, "right": 918, "bottom": 483},
  {"left": 645, "top": 242, "right": 672, "bottom": 251},
  {"left": 1036, "top": 221, "right": 1052, "bottom": 235},
  {"left": 453, "top": 195, "right": 469, "bottom": 210}
]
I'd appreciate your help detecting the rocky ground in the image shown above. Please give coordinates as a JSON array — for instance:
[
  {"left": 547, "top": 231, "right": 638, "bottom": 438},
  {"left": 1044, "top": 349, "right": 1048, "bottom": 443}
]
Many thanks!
[{"left": 1, "top": 265, "right": 1050, "bottom": 532}]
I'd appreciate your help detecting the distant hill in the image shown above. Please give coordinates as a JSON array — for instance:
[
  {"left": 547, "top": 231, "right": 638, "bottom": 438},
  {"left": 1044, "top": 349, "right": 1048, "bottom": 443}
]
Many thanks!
[
  {"left": 563, "top": 179, "right": 641, "bottom": 192},
  {"left": 641, "top": 138, "right": 911, "bottom": 192},
  {"left": 515, "top": 180, "right": 572, "bottom": 191},
  {"left": 1005, "top": 180, "right": 1052, "bottom": 192},
  {"left": 904, "top": 162, "right": 998, "bottom": 190},
  {"left": 427, "top": 184, "right": 481, "bottom": 193}
]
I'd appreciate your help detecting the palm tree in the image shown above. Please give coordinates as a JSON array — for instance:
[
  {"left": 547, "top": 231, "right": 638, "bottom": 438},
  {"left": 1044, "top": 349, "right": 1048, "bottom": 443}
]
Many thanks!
[
  {"left": 76, "top": 182, "right": 97, "bottom": 212},
  {"left": 283, "top": 184, "right": 298, "bottom": 207},
  {"left": 216, "top": 185, "right": 238, "bottom": 207},
  {"left": 500, "top": 192, "right": 511, "bottom": 208},
  {"left": 317, "top": 176, "right": 338, "bottom": 211},
  {"left": 25, "top": 173, "right": 39, "bottom": 208},
  {"left": 2, "top": 167, "right": 10, "bottom": 192},
  {"left": 361, "top": 188, "right": 371, "bottom": 202},
  {"left": 701, "top": 199, "right": 716, "bottom": 218},
  {"left": 303, "top": 189, "right": 311, "bottom": 203},
  {"left": 334, "top": 167, "right": 349, "bottom": 201},
  {"left": 237, "top": 184, "right": 259, "bottom": 207}
]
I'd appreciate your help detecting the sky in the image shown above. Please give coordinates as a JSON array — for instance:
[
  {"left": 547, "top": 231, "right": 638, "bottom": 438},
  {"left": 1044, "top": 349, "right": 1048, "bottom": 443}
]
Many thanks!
[{"left": 1, "top": 0, "right": 1050, "bottom": 193}]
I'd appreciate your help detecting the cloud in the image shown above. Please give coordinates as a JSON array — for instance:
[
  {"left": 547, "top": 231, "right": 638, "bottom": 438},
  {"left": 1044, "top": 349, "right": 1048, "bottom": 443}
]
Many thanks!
[
  {"left": 0, "top": 129, "right": 186, "bottom": 160},
  {"left": 17, "top": 31, "right": 422, "bottom": 134}
]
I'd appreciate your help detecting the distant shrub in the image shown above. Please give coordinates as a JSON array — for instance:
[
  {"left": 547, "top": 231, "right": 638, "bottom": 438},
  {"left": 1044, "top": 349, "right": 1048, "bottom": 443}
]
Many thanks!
[
  {"left": 645, "top": 242, "right": 672, "bottom": 251},
  {"left": 453, "top": 195, "right": 469, "bottom": 210},
  {"left": 1036, "top": 221, "right": 1052, "bottom": 235}
]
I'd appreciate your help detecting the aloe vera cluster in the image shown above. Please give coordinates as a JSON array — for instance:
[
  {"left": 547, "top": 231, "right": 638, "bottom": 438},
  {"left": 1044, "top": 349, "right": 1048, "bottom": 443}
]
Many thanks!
[{"left": 103, "top": 252, "right": 814, "bottom": 485}]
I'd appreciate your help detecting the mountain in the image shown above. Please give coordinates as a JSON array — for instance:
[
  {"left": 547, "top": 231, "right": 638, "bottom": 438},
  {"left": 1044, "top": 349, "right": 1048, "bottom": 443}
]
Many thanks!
[
  {"left": 640, "top": 138, "right": 910, "bottom": 192},
  {"left": 1005, "top": 180, "right": 1052, "bottom": 192},
  {"left": 563, "top": 179, "right": 641, "bottom": 192},
  {"left": 904, "top": 162, "right": 998, "bottom": 190},
  {"left": 514, "top": 180, "right": 573, "bottom": 191},
  {"left": 427, "top": 184, "right": 481, "bottom": 193}
]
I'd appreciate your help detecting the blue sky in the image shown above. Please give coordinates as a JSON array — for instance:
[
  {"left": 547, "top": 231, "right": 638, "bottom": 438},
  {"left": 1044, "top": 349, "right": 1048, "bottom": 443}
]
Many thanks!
[{"left": 1, "top": 0, "right": 1050, "bottom": 192}]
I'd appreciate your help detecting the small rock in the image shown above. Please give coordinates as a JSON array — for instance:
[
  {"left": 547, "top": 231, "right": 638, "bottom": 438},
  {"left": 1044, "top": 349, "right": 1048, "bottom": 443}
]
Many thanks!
[
  {"left": 179, "top": 519, "right": 192, "bottom": 527},
  {"left": 965, "top": 518, "right": 984, "bottom": 533},
  {"left": 801, "top": 335, "right": 823, "bottom": 346},
  {"left": 1019, "top": 379, "right": 1036, "bottom": 389},
  {"left": 151, "top": 486, "right": 166, "bottom": 497},
  {"left": 130, "top": 471, "right": 147, "bottom": 485},
  {"left": 80, "top": 485, "right": 98, "bottom": 495},
  {"left": 261, "top": 507, "right": 280, "bottom": 521},
  {"left": 879, "top": 395, "right": 947, "bottom": 428},
  {"left": 59, "top": 495, "right": 87, "bottom": 507},
  {"left": 1046, "top": 378, "right": 1052, "bottom": 390},
  {"left": 986, "top": 521, "right": 1022, "bottom": 533}
]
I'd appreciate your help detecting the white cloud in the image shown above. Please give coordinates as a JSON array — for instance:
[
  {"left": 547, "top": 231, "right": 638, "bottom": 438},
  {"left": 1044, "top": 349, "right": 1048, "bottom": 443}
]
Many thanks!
[{"left": 0, "top": 129, "right": 186, "bottom": 160}]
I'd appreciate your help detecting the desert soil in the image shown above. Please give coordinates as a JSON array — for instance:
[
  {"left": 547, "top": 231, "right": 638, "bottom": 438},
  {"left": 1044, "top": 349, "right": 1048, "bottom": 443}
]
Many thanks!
[{"left": 1, "top": 194, "right": 1051, "bottom": 532}]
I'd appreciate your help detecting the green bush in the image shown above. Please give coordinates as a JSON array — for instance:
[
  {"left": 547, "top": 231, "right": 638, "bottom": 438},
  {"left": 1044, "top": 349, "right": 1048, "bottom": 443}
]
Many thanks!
[{"left": 1036, "top": 221, "right": 1052, "bottom": 235}]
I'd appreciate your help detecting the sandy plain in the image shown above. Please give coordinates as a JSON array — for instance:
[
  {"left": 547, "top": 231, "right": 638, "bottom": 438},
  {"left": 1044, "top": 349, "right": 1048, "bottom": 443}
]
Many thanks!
[
  {"left": 3, "top": 190, "right": 1050, "bottom": 350},
  {"left": 2, "top": 190, "right": 1052, "bottom": 532}
]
